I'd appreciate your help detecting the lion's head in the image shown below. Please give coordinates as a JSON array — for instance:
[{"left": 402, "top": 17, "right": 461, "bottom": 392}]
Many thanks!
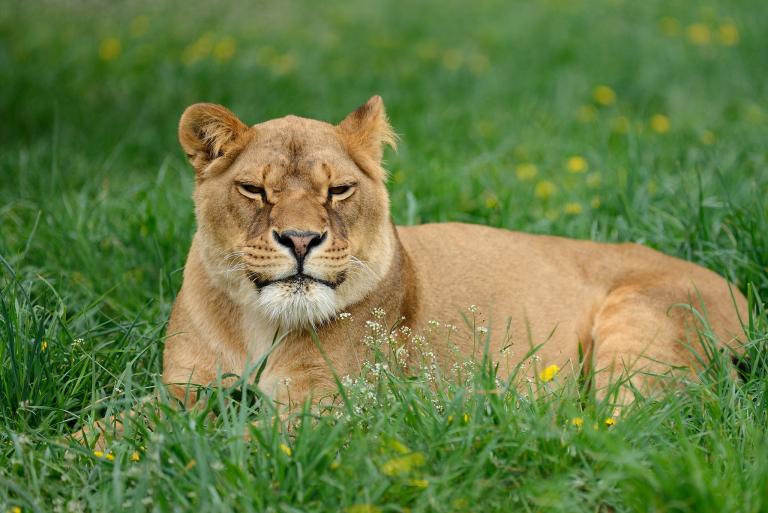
[{"left": 178, "top": 96, "right": 397, "bottom": 329}]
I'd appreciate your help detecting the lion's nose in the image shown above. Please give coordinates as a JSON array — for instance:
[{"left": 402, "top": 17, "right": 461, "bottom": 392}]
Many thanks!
[{"left": 274, "top": 230, "right": 326, "bottom": 264}]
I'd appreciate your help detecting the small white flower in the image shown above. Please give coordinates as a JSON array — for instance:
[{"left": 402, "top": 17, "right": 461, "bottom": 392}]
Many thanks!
[
  {"left": 468, "top": 304, "right": 479, "bottom": 313},
  {"left": 476, "top": 326, "right": 488, "bottom": 335},
  {"left": 371, "top": 307, "right": 386, "bottom": 319},
  {"left": 337, "top": 312, "right": 352, "bottom": 320}
]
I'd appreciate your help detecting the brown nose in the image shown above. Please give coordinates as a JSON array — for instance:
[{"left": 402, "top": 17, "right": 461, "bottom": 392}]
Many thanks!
[{"left": 274, "top": 230, "right": 326, "bottom": 265}]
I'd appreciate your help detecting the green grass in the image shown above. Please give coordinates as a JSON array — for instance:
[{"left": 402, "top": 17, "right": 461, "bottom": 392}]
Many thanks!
[{"left": 1, "top": 0, "right": 768, "bottom": 511}]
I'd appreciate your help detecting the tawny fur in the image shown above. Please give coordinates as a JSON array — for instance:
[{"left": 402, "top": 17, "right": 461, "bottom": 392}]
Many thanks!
[{"left": 165, "top": 96, "right": 748, "bottom": 407}]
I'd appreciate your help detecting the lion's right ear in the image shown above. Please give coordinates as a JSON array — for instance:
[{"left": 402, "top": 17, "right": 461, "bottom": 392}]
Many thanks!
[{"left": 178, "top": 103, "right": 248, "bottom": 174}]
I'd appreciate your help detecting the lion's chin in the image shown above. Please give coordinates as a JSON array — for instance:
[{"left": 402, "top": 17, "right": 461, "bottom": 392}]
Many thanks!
[{"left": 255, "top": 280, "right": 338, "bottom": 329}]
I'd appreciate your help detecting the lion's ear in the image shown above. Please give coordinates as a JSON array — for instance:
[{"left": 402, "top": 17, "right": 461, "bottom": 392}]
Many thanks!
[
  {"left": 338, "top": 95, "right": 397, "bottom": 178},
  {"left": 178, "top": 103, "right": 248, "bottom": 174}
]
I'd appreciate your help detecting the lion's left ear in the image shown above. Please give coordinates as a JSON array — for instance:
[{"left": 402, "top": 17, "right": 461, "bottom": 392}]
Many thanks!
[
  {"left": 337, "top": 96, "right": 397, "bottom": 178},
  {"left": 178, "top": 103, "right": 249, "bottom": 175}
]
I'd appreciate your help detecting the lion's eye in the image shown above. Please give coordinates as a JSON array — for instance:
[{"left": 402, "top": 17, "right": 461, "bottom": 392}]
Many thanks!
[
  {"left": 328, "top": 184, "right": 356, "bottom": 200},
  {"left": 237, "top": 183, "right": 266, "bottom": 200}
]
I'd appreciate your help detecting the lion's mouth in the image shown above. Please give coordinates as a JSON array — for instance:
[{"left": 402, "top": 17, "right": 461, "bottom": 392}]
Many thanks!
[{"left": 249, "top": 272, "right": 344, "bottom": 290}]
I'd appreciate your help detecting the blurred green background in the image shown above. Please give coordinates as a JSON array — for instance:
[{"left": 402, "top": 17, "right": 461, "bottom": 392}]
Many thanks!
[{"left": 1, "top": 0, "right": 768, "bottom": 511}]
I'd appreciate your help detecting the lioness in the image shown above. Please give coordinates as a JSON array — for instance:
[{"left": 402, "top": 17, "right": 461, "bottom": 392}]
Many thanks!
[{"left": 166, "top": 95, "right": 747, "bottom": 407}]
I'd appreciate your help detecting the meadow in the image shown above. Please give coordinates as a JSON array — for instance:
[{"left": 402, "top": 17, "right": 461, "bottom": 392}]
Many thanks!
[{"left": 1, "top": 0, "right": 767, "bottom": 511}]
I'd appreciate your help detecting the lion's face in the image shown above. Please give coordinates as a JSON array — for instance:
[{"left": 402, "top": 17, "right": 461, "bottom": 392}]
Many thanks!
[{"left": 179, "top": 97, "right": 396, "bottom": 328}]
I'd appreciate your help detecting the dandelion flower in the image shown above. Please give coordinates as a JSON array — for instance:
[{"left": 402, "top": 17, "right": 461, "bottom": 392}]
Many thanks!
[
  {"left": 701, "top": 130, "right": 716, "bottom": 145},
  {"left": 539, "top": 364, "right": 560, "bottom": 382},
  {"left": 593, "top": 85, "right": 616, "bottom": 106},
  {"left": 98, "top": 37, "right": 122, "bottom": 61},
  {"left": 686, "top": 23, "right": 711, "bottom": 45},
  {"left": 41, "top": 340, "right": 48, "bottom": 351},
  {"left": 214, "top": 36, "right": 237, "bottom": 62},
  {"left": 441, "top": 49, "right": 463, "bottom": 70},
  {"left": 604, "top": 417, "right": 616, "bottom": 427},
  {"left": 387, "top": 439, "right": 411, "bottom": 455},
  {"left": 279, "top": 443, "right": 292, "bottom": 457},
  {"left": 571, "top": 417, "right": 584, "bottom": 428},
  {"left": 718, "top": 23, "right": 739, "bottom": 46},
  {"left": 534, "top": 180, "right": 557, "bottom": 200},
  {"left": 566, "top": 156, "right": 588, "bottom": 173},
  {"left": 105, "top": 453, "right": 115, "bottom": 461},
  {"left": 408, "top": 478, "right": 429, "bottom": 488},
  {"left": 650, "top": 114, "right": 670, "bottom": 134},
  {"left": 346, "top": 505, "right": 381, "bottom": 513},
  {"left": 463, "top": 413, "right": 470, "bottom": 424},
  {"left": 612, "top": 116, "right": 631, "bottom": 134},
  {"left": 516, "top": 163, "right": 538, "bottom": 181},
  {"left": 9, "top": 507, "right": 21, "bottom": 513},
  {"left": 380, "top": 452, "right": 426, "bottom": 476},
  {"left": 130, "top": 451, "right": 141, "bottom": 462},
  {"left": 564, "top": 202, "right": 583, "bottom": 215},
  {"left": 483, "top": 193, "right": 498, "bottom": 209},
  {"left": 659, "top": 17, "right": 680, "bottom": 37},
  {"left": 93, "top": 450, "right": 104, "bottom": 458}
]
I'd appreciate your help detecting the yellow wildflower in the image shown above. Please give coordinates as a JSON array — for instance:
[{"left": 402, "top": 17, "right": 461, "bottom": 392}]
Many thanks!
[
  {"left": 182, "top": 33, "right": 213, "bottom": 65},
  {"left": 659, "top": 17, "right": 680, "bottom": 37},
  {"left": 380, "top": 452, "right": 426, "bottom": 476},
  {"left": 346, "top": 506, "right": 381, "bottom": 513},
  {"left": 130, "top": 451, "right": 141, "bottom": 462},
  {"left": 604, "top": 417, "right": 616, "bottom": 427},
  {"left": 567, "top": 156, "right": 588, "bottom": 173},
  {"left": 515, "top": 163, "right": 538, "bottom": 181},
  {"left": 330, "top": 460, "right": 341, "bottom": 470},
  {"left": 441, "top": 49, "right": 463, "bottom": 70},
  {"left": 593, "top": 85, "right": 616, "bottom": 106},
  {"left": 41, "top": 340, "right": 48, "bottom": 351},
  {"left": 534, "top": 180, "right": 557, "bottom": 200},
  {"left": 447, "top": 415, "right": 454, "bottom": 424},
  {"left": 484, "top": 192, "right": 499, "bottom": 209},
  {"left": 387, "top": 439, "right": 411, "bottom": 455},
  {"left": 687, "top": 23, "right": 711, "bottom": 45},
  {"left": 650, "top": 114, "right": 670, "bottom": 134},
  {"left": 612, "top": 116, "right": 631, "bottom": 134},
  {"left": 415, "top": 40, "right": 439, "bottom": 61},
  {"left": 98, "top": 37, "right": 122, "bottom": 61},
  {"left": 564, "top": 202, "right": 583, "bottom": 215},
  {"left": 214, "top": 36, "right": 236, "bottom": 62},
  {"left": 718, "top": 23, "right": 739, "bottom": 46},
  {"left": 9, "top": 507, "right": 21, "bottom": 513},
  {"left": 408, "top": 478, "right": 429, "bottom": 488},
  {"left": 93, "top": 450, "right": 104, "bottom": 458},
  {"left": 105, "top": 453, "right": 115, "bottom": 461},
  {"left": 539, "top": 364, "right": 560, "bottom": 382},
  {"left": 701, "top": 130, "right": 716, "bottom": 145},
  {"left": 577, "top": 104, "right": 597, "bottom": 123},
  {"left": 571, "top": 417, "right": 584, "bottom": 428},
  {"left": 279, "top": 443, "right": 292, "bottom": 457},
  {"left": 452, "top": 499, "right": 470, "bottom": 509},
  {"left": 463, "top": 413, "right": 470, "bottom": 424}
]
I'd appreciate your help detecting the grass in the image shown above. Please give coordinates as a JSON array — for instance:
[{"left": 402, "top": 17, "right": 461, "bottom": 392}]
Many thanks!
[{"left": 1, "top": 0, "right": 768, "bottom": 511}]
